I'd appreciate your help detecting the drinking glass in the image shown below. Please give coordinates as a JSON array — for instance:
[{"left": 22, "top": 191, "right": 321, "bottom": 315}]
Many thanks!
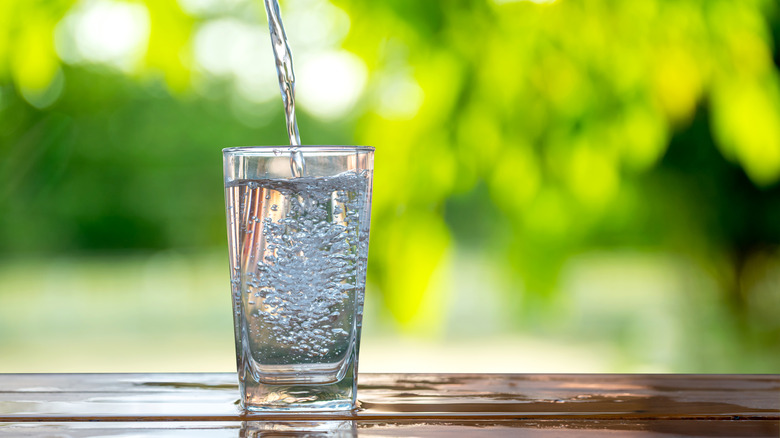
[{"left": 223, "top": 146, "right": 374, "bottom": 411}]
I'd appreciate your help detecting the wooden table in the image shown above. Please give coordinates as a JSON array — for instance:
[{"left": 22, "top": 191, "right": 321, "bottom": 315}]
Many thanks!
[{"left": 0, "top": 374, "right": 778, "bottom": 436}]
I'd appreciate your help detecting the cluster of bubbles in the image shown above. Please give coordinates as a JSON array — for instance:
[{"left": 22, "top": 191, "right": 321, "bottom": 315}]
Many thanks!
[{"left": 234, "top": 171, "right": 369, "bottom": 361}]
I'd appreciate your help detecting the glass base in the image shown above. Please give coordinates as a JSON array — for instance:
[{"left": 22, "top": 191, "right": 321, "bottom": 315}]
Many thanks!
[{"left": 239, "top": 357, "right": 357, "bottom": 412}]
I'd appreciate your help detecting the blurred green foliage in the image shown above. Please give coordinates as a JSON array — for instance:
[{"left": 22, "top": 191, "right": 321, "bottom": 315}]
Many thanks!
[{"left": 1, "top": 0, "right": 779, "bottom": 371}]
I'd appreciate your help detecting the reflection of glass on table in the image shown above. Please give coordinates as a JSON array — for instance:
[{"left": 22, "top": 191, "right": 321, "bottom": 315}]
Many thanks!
[{"left": 242, "top": 420, "right": 357, "bottom": 436}]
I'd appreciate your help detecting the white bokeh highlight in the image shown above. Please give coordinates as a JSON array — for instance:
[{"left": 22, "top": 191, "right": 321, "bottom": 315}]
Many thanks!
[
  {"left": 193, "top": 18, "right": 278, "bottom": 104},
  {"left": 55, "top": 0, "right": 150, "bottom": 71},
  {"left": 296, "top": 50, "right": 367, "bottom": 120}
]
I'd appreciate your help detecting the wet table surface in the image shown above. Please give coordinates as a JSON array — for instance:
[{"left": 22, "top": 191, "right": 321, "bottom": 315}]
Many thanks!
[{"left": 0, "top": 373, "right": 778, "bottom": 436}]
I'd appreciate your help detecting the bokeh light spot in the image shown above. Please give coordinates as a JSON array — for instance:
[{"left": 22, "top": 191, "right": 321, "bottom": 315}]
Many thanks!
[
  {"left": 193, "top": 18, "right": 277, "bottom": 103},
  {"left": 55, "top": 0, "right": 150, "bottom": 71},
  {"left": 297, "top": 50, "right": 367, "bottom": 120}
]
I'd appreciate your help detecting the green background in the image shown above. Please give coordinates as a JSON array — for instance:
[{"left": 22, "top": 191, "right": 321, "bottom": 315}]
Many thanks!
[{"left": 1, "top": 0, "right": 779, "bottom": 373}]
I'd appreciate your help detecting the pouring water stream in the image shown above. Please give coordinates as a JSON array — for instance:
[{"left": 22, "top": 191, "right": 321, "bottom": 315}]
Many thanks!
[{"left": 263, "top": 0, "right": 305, "bottom": 177}]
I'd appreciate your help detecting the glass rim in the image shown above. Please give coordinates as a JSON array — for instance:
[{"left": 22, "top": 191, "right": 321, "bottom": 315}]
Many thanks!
[{"left": 223, "top": 145, "right": 374, "bottom": 154}]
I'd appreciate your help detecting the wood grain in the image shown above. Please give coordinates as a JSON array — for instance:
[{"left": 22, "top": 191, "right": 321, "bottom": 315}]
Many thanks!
[{"left": 0, "top": 374, "right": 777, "bottom": 436}]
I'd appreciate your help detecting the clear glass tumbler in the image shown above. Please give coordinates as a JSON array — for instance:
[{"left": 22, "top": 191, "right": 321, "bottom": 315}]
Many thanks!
[{"left": 223, "top": 146, "right": 374, "bottom": 411}]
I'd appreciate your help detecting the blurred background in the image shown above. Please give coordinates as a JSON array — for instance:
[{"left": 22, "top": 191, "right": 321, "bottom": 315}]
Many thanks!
[{"left": 1, "top": 0, "right": 779, "bottom": 373}]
